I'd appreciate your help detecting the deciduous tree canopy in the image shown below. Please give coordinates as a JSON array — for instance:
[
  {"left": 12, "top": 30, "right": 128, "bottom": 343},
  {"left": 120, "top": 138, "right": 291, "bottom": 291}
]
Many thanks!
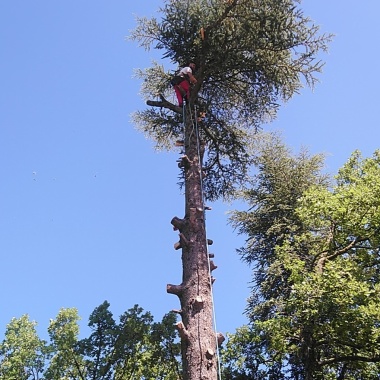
[
  {"left": 0, "top": 302, "right": 181, "bottom": 380},
  {"left": 227, "top": 147, "right": 380, "bottom": 379}
]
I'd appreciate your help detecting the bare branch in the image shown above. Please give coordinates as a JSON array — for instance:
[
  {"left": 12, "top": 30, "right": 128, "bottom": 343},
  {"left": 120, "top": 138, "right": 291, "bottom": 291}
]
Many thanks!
[{"left": 146, "top": 94, "right": 182, "bottom": 114}]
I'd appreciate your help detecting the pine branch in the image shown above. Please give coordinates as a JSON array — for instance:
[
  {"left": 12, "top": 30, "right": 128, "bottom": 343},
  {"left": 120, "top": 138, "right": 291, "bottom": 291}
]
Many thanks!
[{"left": 319, "top": 354, "right": 380, "bottom": 366}]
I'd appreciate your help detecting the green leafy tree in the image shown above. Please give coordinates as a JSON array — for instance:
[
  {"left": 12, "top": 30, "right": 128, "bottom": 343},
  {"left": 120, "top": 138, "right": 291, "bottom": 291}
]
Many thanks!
[
  {"left": 229, "top": 150, "right": 380, "bottom": 379},
  {"left": 0, "top": 315, "right": 47, "bottom": 380},
  {"left": 0, "top": 302, "right": 181, "bottom": 380},
  {"left": 268, "top": 150, "right": 380, "bottom": 379},
  {"left": 222, "top": 323, "right": 300, "bottom": 380},
  {"left": 130, "top": 2, "right": 331, "bottom": 378},
  {"left": 45, "top": 307, "right": 85, "bottom": 379}
]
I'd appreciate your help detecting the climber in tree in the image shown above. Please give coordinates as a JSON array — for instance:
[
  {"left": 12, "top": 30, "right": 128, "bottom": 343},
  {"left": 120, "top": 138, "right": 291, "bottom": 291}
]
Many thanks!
[{"left": 171, "top": 62, "right": 197, "bottom": 107}]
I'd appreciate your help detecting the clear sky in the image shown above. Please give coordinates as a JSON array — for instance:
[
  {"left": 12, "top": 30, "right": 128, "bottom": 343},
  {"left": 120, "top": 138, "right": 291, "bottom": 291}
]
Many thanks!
[{"left": 1, "top": 0, "right": 379, "bottom": 340}]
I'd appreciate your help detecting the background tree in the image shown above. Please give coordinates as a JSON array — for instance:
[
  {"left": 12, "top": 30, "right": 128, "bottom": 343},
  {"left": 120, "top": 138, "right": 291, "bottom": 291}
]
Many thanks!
[
  {"left": 226, "top": 133, "right": 328, "bottom": 379},
  {"left": 0, "top": 302, "right": 180, "bottom": 380},
  {"left": 0, "top": 315, "right": 47, "bottom": 380},
  {"left": 229, "top": 132, "right": 328, "bottom": 318},
  {"left": 269, "top": 150, "right": 380, "bottom": 379},
  {"left": 45, "top": 307, "right": 85, "bottom": 379},
  {"left": 75, "top": 302, "right": 181, "bottom": 379},
  {"left": 130, "top": 1, "right": 331, "bottom": 379},
  {"left": 228, "top": 149, "right": 380, "bottom": 379}
]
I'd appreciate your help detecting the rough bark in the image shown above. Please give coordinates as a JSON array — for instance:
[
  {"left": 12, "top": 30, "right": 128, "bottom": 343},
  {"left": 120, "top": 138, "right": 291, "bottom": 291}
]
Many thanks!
[{"left": 168, "top": 104, "right": 218, "bottom": 380}]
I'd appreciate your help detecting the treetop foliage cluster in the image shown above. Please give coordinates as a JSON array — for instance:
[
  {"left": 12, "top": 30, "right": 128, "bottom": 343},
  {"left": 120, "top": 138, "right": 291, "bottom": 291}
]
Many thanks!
[{"left": 130, "top": 0, "right": 332, "bottom": 200}]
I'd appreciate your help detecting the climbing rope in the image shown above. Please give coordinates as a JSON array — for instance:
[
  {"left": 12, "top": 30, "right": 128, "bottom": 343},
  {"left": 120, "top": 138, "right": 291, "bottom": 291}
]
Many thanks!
[{"left": 182, "top": 101, "right": 187, "bottom": 145}]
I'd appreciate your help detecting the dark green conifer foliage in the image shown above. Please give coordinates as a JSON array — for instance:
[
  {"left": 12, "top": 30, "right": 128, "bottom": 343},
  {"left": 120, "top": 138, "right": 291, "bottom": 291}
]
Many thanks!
[{"left": 130, "top": 0, "right": 332, "bottom": 201}]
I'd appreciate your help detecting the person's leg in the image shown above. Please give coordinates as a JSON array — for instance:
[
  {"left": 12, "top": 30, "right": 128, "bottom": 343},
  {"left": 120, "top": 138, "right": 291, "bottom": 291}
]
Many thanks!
[
  {"left": 180, "top": 81, "right": 190, "bottom": 101},
  {"left": 174, "top": 86, "right": 183, "bottom": 106}
]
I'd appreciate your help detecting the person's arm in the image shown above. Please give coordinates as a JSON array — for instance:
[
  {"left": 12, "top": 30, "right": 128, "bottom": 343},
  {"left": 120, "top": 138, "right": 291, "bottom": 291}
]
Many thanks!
[
  {"left": 182, "top": 67, "right": 197, "bottom": 84},
  {"left": 188, "top": 71, "right": 197, "bottom": 84}
]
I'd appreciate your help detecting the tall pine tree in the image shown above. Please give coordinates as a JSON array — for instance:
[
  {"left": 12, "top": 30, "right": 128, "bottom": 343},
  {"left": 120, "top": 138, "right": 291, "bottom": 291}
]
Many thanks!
[{"left": 130, "top": 1, "right": 331, "bottom": 379}]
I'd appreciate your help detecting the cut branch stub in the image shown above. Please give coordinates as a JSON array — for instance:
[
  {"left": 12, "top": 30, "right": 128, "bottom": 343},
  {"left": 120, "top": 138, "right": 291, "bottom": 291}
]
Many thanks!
[
  {"left": 217, "top": 332, "right": 226, "bottom": 346},
  {"left": 171, "top": 216, "right": 186, "bottom": 231},
  {"left": 167, "top": 283, "right": 184, "bottom": 296},
  {"left": 209, "top": 260, "right": 217, "bottom": 271},
  {"left": 174, "top": 233, "right": 190, "bottom": 250},
  {"left": 176, "top": 321, "right": 190, "bottom": 343},
  {"left": 173, "top": 231, "right": 190, "bottom": 250},
  {"left": 193, "top": 295, "right": 204, "bottom": 312},
  {"left": 146, "top": 94, "right": 182, "bottom": 114},
  {"left": 179, "top": 232, "right": 190, "bottom": 247},
  {"left": 205, "top": 348, "right": 214, "bottom": 359},
  {"left": 179, "top": 155, "right": 192, "bottom": 169}
]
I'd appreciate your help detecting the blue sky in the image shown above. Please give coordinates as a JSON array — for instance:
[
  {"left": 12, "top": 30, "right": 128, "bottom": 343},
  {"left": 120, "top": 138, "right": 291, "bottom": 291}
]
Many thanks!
[{"left": 1, "top": 0, "right": 379, "bottom": 340}]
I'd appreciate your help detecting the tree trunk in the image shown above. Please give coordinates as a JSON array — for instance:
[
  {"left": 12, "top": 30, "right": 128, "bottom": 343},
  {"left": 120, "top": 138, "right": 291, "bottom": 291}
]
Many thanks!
[{"left": 168, "top": 105, "right": 219, "bottom": 380}]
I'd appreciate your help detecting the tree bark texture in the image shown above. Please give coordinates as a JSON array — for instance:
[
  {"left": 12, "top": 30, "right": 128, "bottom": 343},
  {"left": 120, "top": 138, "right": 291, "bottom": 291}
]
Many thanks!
[{"left": 168, "top": 105, "right": 218, "bottom": 380}]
